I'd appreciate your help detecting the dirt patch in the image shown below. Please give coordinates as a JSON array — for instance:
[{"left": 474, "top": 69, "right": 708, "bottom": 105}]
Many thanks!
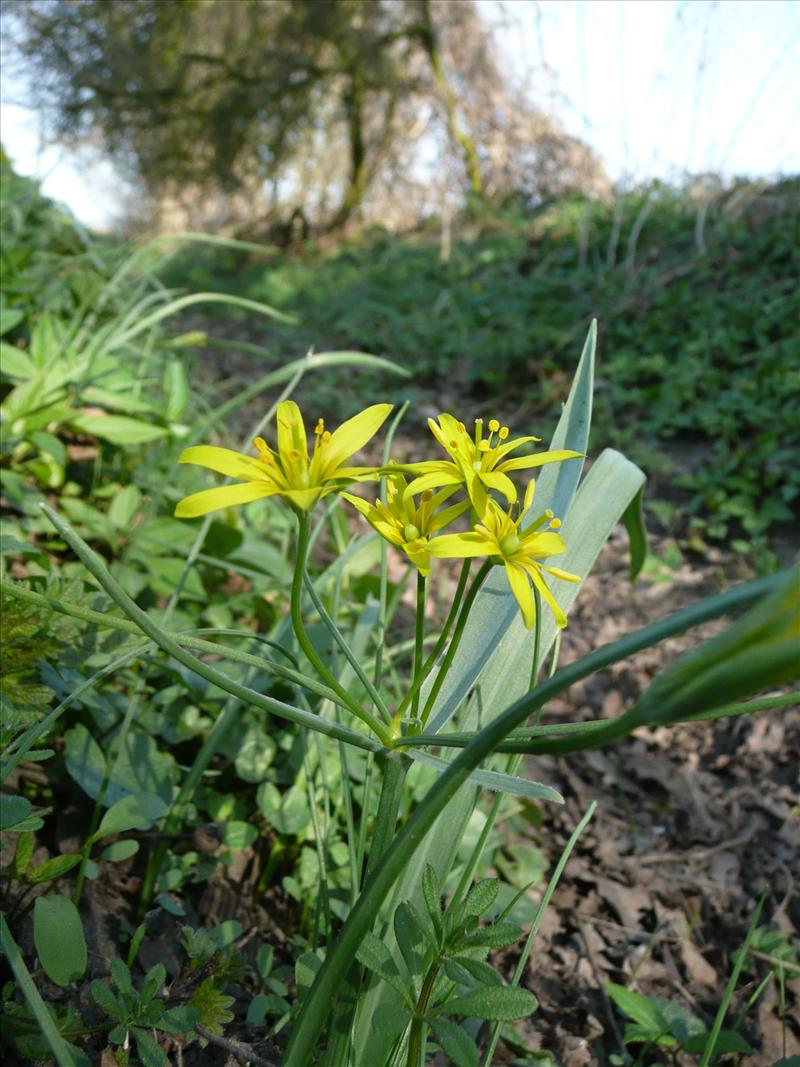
[{"left": 492, "top": 532, "right": 800, "bottom": 1065}]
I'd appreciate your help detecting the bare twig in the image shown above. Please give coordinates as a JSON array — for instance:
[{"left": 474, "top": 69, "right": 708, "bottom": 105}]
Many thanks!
[{"left": 195, "top": 1026, "right": 279, "bottom": 1067}]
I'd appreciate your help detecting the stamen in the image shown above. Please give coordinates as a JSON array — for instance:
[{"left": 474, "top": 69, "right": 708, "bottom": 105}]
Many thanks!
[
  {"left": 489, "top": 418, "right": 500, "bottom": 433},
  {"left": 314, "top": 418, "right": 324, "bottom": 435},
  {"left": 421, "top": 490, "right": 433, "bottom": 502},
  {"left": 322, "top": 431, "right": 331, "bottom": 443},
  {"left": 499, "top": 426, "right": 509, "bottom": 440},
  {"left": 474, "top": 418, "right": 483, "bottom": 447},
  {"left": 478, "top": 440, "right": 490, "bottom": 452},
  {"left": 550, "top": 517, "right": 562, "bottom": 529},
  {"left": 449, "top": 439, "right": 458, "bottom": 448},
  {"left": 457, "top": 421, "right": 466, "bottom": 433}
]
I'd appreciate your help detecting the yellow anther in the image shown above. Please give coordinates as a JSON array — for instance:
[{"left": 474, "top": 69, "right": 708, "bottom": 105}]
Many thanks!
[
  {"left": 314, "top": 418, "right": 325, "bottom": 435},
  {"left": 291, "top": 449, "right": 300, "bottom": 460},
  {"left": 449, "top": 439, "right": 458, "bottom": 448},
  {"left": 478, "top": 440, "right": 490, "bottom": 452},
  {"left": 550, "top": 517, "right": 562, "bottom": 529},
  {"left": 254, "top": 436, "right": 267, "bottom": 452},
  {"left": 457, "top": 421, "right": 466, "bottom": 432},
  {"left": 489, "top": 419, "right": 500, "bottom": 433},
  {"left": 322, "top": 431, "right": 331, "bottom": 443},
  {"left": 499, "top": 426, "right": 509, "bottom": 440},
  {"left": 421, "top": 490, "right": 433, "bottom": 502}
]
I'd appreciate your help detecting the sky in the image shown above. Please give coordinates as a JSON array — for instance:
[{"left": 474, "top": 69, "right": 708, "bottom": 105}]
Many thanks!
[{"left": 1, "top": 0, "right": 798, "bottom": 229}]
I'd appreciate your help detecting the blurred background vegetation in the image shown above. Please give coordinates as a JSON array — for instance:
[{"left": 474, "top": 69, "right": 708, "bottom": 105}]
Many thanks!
[{"left": 1, "top": 0, "right": 799, "bottom": 563}]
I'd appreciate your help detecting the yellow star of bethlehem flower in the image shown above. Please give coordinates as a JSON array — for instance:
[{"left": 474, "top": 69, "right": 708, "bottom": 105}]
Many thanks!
[
  {"left": 403, "top": 413, "right": 583, "bottom": 513},
  {"left": 174, "top": 400, "right": 392, "bottom": 517},
  {"left": 341, "top": 473, "right": 469, "bottom": 577},
  {"left": 428, "top": 481, "right": 581, "bottom": 629}
]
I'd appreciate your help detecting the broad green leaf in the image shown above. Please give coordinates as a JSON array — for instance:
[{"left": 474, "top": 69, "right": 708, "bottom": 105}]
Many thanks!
[
  {"left": 0, "top": 795, "right": 35, "bottom": 831},
  {"left": 394, "top": 902, "right": 425, "bottom": 981},
  {"left": 13, "top": 831, "right": 34, "bottom": 877},
  {"left": 33, "top": 895, "right": 87, "bottom": 987},
  {"left": 132, "top": 1027, "right": 168, "bottom": 1067},
  {"left": 69, "top": 413, "right": 169, "bottom": 445},
  {"left": 439, "top": 985, "right": 537, "bottom": 1021},
  {"left": 64, "top": 724, "right": 176, "bottom": 806},
  {"left": 159, "top": 1006, "right": 201, "bottom": 1035},
  {"left": 444, "top": 956, "right": 502, "bottom": 987},
  {"left": 107, "top": 485, "right": 142, "bottom": 529},
  {"left": 0, "top": 307, "right": 25, "bottom": 336},
  {"left": 428, "top": 1017, "right": 478, "bottom": 1067},
  {"left": 92, "top": 792, "right": 168, "bottom": 842},
  {"left": 463, "top": 922, "right": 522, "bottom": 949},
  {"left": 355, "top": 932, "right": 410, "bottom": 1001},
  {"left": 91, "top": 979, "right": 124, "bottom": 1019},
  {"left": 463, "top": 879, "right": 499, "bottom": 918},
  {"left": 100, "top": 840, "right": 140, "bottom": 862}
]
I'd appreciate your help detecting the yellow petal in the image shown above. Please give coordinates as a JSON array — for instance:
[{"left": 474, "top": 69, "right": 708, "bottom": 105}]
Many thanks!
[
  {"left": 526, "top": 564, "right": 568, "bottom": 628},
  {"left": 505, "top": 562, "right": 536, "bottom": 629},
  {"left": 543, "top": 564, "right": 582, "bottom": 583},
  {"left": 404, "top": 540, "right": 431, "bottom": 576},
  {"left": 522, "top": 531, "right": 567, "bottom": 558},
  {"left": 276, "top": 401, "right": 309, "bottom": 466},
  {"left": 479, "top": 470, "right": 517, "bottom": 504},
  {"left": 175, "top": 482, "right": 277, "bottom": 518},
  {"left": 340, "top": 491, "right": 380, "bottom": 522},
  {"left": 179, "top": 445, "right": 271, "bottom": 482},
  {"left": 404, "top": 467, "right": 462, "bottom": 498},
  {"left": 428, "top": 532, "right": 498, "bottom": 559},
  {"left": 499, "top": 449, "right": 583, "bottom": 473},
  {"left": 318, "top": 404, "right": 392, "bottom": 477},
  {"left": 493, "top": 434, "right": 542, "bottom": 461}
]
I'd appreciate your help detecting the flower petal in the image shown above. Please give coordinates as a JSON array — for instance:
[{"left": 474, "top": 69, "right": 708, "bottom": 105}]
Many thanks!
[
  {"left": 319, "top": 404, "right": 393, "bottom": 476},
  {"left": 404, "top": 468, "right": 462, "bottom": 498},
  {"left": 276, "top": 400, "right": 309, "bottom": 466},
  {"left": 174, "top": 482, "right": 277, "bottom": 518},
  {"left": 479, "top": 469, "right": 517, "bottom": 504},
  {"left": 522, "top": 531, "right": 567, "bottom": 558},
  {"left": 428, "top": 532, "right": 498, "bottom": 559},
  {"left": 493, "top": 434, "right": 542, "bottom": 462},
  {"left": 178, "top": 445, "right": 271, "bottom": 482},
  {"left": 543, "top": 564, "right": 582, "bottom": 583},
  {"left": 526, "top": 564, "right": 568, "bottom": 628},
  {"left": 505, "top": 562, "right": 536, "bottom": 629},
  {"left": 499, "top": 449, "right": 584, "bottom": 473}
]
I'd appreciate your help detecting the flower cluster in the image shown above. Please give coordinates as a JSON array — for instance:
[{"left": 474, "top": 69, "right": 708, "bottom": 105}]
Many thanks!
[{"left": 175, "top": 403, "right": 582, "bottom": 629}]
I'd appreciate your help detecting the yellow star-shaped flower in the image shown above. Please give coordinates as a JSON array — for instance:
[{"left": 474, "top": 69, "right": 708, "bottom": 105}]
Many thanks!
[
  {"left": 403, "top": 413, "right": 582, "bottom": 513},
  {"left": 428, "top": 481, "right": 580, "bottom": 628},
  {"left": 341, "top": 472, "right": 469, "bottom": 576},
  {"left": 175, "top": 400, "right": 392, "bottom": 516}
]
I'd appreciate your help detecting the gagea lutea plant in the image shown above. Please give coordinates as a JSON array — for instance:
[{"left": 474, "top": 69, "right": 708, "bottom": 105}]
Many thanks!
[{"left": 5, "top": 322, "right": 798, "bottom": 1067}]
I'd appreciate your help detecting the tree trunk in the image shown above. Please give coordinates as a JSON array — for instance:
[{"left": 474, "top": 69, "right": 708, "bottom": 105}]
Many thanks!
[{"left": 417, "top": 0, "right": 483, "bottom": 198}]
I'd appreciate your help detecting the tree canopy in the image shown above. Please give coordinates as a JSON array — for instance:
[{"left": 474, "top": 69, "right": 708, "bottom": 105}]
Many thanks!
[{"left": 6, "top": 0, "right": 607, "bottom": 230}]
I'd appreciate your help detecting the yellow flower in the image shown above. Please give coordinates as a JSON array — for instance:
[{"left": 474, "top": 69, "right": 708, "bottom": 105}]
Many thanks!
[
  {"left": 341, "top": 472, "right": 469, "bottom": 576},
  {"left": 175, "top": 400, "right": 392, "bottom": 517},
  {"left": 403, "top": 413, "right": 583, "bottom": 513},
  {"left": 428, "top": 481, "right": 580, "bottom": 628}
]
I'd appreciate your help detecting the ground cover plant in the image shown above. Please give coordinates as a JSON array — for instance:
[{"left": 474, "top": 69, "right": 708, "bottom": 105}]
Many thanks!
[{"left": 1, "top": 162, "right": 799, "bottom": 1066}]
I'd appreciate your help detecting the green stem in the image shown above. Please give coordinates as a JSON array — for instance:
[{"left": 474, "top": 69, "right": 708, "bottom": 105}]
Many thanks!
[
  {"left": 291, "top": 511, "right": 391, "bottom": 744},
  {"left": 303, "top": 571, "right": 391, "bottom": 722},
  {"left": 411, "top": 572, "right": 427, "bottom": 722},
  {"left": 37, "top": 507, "right": 385, "bottom": 755},
  {"left": 365, "top": 752, "right": 411, "bottom": 879},
  {"left": 407, "top": 961, "right": 440, "bottom": 1067},
  {"left": 420, "top": 561, "right": 492, "bottom": 726},
  {"left": 395, "top": 559, "right": 471, "bottom": 720}
]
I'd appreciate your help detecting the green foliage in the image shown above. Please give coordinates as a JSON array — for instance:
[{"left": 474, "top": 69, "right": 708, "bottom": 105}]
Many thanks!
[{"left": 175, "top": 178, "right": 800, "bottom": 551}]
